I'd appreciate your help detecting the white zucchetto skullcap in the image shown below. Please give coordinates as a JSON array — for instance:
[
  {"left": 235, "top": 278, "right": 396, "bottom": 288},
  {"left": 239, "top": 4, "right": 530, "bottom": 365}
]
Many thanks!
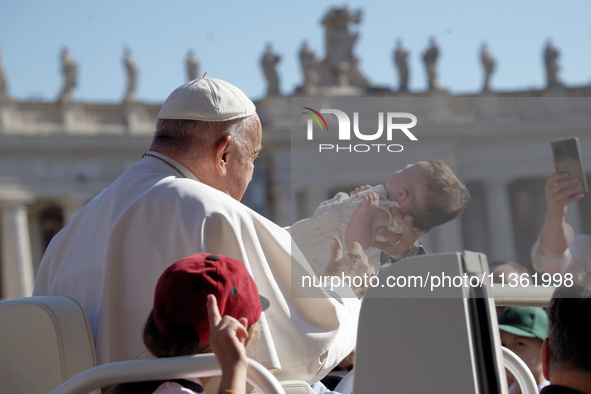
[{"left": 158, "top": 77, "right": 256, "bottom": 121}]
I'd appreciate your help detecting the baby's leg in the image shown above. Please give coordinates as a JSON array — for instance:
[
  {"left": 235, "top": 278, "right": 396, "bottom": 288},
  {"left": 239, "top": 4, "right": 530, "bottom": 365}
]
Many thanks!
[{"left": 345, "top": 192, "right": 380, "bottom": 250}]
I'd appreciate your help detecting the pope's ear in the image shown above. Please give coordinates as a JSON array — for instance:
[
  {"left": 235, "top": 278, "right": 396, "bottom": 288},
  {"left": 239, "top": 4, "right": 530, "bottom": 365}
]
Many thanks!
[{"left": 214, "top": 135, "right": 232, "bottom": 176}]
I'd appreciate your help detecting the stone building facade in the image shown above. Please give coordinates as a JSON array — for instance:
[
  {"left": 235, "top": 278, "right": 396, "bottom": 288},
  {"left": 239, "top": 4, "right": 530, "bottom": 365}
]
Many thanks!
[{"left": 1, "top": 7, "right": 590, "bottom": 299}]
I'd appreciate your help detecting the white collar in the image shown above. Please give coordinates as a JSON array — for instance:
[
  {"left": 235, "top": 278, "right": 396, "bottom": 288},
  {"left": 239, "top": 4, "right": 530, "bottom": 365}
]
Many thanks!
[{"left": 141, "top": 151, "right": 201, "bottom": 182}]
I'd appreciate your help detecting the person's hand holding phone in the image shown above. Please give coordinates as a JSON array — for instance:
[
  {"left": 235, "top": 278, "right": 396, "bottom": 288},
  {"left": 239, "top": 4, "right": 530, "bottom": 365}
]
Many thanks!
[
  {"left": 540, "top": 171, "right": 580, "bottom": 256},
  {"left": 545, "top": 172, "right": 584, "bottom": 217},
  {"left": 551, "top": 137, "right": 588, "bottom": 195},
  {"left": 538, "top": 138, "right": 587, "bottom": 258}
]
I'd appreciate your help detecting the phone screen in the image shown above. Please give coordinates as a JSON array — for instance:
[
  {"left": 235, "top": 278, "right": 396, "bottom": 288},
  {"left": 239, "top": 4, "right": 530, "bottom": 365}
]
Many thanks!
[{"left": 551, "top": 137, "right": 589, "bottom": 195}]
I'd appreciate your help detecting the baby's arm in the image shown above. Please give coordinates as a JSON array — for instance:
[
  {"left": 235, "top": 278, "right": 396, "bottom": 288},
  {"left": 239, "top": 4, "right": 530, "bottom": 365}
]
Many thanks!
[
  {"left": 345, "top": 192, "right": 389, "bottom": 250},
  {"left": 350, "top": 184, "right": 372, "bottom": 196}
]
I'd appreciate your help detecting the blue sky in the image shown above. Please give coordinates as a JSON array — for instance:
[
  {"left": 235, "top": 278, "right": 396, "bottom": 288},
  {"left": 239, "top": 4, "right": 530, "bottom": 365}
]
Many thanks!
[{"left": 1, "top": 1, "right": 590, "bottom": 103}]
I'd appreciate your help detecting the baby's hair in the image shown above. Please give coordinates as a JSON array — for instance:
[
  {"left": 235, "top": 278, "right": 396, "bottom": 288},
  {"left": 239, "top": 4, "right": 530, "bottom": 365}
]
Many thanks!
[{"left": 410, "top": 160, "right": 470, "bottom": 232}]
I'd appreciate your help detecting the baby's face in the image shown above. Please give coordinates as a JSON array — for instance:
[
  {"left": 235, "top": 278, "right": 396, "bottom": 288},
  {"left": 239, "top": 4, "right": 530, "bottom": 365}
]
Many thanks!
[{"left": 385, "top": 161, "right": 429, "bottom": 201}]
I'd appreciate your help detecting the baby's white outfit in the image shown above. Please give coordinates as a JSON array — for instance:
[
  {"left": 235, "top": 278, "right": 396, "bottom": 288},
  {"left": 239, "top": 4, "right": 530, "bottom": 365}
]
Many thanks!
[{"left": 289, "top": 185, "right": 401, "bottom": 276}]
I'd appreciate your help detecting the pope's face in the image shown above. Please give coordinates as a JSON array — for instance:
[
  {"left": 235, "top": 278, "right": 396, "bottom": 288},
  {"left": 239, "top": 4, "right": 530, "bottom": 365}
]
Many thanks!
[{"left": 227, "top": 116, "right": 262, "bottom": 201}]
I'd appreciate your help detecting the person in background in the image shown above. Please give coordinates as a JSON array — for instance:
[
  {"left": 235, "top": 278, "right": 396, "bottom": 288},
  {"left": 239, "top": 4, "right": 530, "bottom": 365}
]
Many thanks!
[
  {"left": 532, "top": 172, "right": 590, "bottom": 274},
  {"left": 499, "top": 306, "right": 549, "bottom": 393},
  {"left": 541, "top": 274, "right": 591, "bottom": 393}
]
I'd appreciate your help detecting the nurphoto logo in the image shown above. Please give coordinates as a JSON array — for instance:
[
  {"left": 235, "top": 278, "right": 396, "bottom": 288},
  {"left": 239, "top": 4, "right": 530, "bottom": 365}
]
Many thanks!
[{"left": 302, "top": 107, "right": 418, "bottom": 153}]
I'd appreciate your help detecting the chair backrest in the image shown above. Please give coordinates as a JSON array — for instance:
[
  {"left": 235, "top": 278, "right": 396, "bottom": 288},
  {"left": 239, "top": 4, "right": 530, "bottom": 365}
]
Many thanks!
[
  {"left": 352, "top": 251, "right": 508, "bottom": 394},
  {"left": 0, "top": 295, "right": 99, "bottom": 394}
]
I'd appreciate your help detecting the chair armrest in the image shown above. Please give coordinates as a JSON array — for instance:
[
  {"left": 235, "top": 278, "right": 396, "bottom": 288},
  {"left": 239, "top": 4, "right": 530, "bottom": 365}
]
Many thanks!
[
  {"left": 50, "top": 354, "right": 285, "bottom": 394},
  {"left": 501, "top": 347, "right": 538, "bottom": 394}
]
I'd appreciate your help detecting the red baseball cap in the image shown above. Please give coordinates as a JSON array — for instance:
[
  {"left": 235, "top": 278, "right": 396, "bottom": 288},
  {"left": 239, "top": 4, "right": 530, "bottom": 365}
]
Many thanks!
[{"left": 153, "top": 253, "right": 268, "bottom": 344}]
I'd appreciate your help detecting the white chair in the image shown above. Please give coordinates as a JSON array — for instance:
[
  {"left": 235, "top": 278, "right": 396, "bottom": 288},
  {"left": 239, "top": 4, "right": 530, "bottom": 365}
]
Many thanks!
[
  {"left": 336, "top": 347, "right": 538, "bottom": 394},
  {"left": 0, "top": 295, "right": 297, "bottom": 393},
  {"left": 331, "top": 251, "right": 541, "bottom": 394},
  {"left": 502, "top": 347, "right": 538, "bottom": 394},
  {"left": 50, "top": 354, "right": 286, "bottom": 394},
  {"left": 0, "top": 296, "right": 99, "bottom": 394},
  {"left": 349, "top": 252, "right": 513, "bottom": 393}
]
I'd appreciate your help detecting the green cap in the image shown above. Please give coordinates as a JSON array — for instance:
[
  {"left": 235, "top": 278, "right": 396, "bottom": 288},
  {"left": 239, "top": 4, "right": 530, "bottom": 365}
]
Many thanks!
[{"left": 498, "top": 306, "right": 548, "bottom": 341}]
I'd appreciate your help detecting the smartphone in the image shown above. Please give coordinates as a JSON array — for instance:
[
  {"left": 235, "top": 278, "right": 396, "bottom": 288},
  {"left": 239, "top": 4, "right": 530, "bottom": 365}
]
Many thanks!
[{"left": 551, "top": 137, "right": 589, "bottom": 195}]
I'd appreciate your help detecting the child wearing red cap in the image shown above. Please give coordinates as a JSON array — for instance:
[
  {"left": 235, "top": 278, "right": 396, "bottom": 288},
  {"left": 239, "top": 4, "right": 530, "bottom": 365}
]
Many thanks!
[{"left": 109, "top": 253, "right": 268, "bottom": 394}]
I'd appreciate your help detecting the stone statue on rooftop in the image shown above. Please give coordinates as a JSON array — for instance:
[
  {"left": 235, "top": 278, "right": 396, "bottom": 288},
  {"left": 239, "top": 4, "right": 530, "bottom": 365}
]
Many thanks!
[
  {"left": 58, "top": 47, "right": 77, "bottom": 102},
  {"left": 480, "top": 42, "right": 495, "bottom": 93},
  {"left": 123, "top": 46, "right": 138, "bottom": 102},
  {"left": 186, "top": 50, "right": 199, "bottom": 82},
  {"left": 317, "top": 6, "right": 370, "bottom": 89},
  {"left": 0, "top": 49, "right": 7, "bottom": 98},
  {"left": 393, "top": 39, "right": 409, "bottom": 92},
  {"left": 299, "top": 41, "right": 318, "bottom": 93},
  {"left": 422, "top": 37, "right": 441, "bottom": 92},
  {"left": 323, "top": 7, "right": 360, "bottom": 66},
  {"left": 544, "top": 39, "right": 563, "bottom": 89},
  {"left": 261, "top": 43, "right": 281, "bottom": 96}
]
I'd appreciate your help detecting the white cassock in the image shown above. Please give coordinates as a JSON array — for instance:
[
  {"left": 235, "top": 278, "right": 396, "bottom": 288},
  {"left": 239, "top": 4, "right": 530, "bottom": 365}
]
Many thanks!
[{"left": 33, "top": 151, "right": 360, "bottom": 384}]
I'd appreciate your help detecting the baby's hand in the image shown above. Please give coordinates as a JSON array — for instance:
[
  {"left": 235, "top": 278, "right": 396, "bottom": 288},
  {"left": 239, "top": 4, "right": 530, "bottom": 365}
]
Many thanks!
[
  {"left": 350, "top": 185, "right": 372, "bottom": 196},
  {"left": 358, "top": 192, "right": 379, "bottom": 214}
]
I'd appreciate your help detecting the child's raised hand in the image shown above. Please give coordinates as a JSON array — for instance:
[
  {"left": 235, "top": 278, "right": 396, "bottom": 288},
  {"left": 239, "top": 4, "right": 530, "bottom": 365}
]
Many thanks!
[
  {"left": 350, "top": 185, "right": 372, "bottom": 196},
  {"left": 207, "top": 294, "right": 249, "bottom": 373}
]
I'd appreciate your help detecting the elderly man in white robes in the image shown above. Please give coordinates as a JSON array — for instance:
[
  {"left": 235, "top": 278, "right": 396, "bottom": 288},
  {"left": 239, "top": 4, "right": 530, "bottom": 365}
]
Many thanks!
[{"left": 33, "top": 76, "right": 421, "bottom": 385}]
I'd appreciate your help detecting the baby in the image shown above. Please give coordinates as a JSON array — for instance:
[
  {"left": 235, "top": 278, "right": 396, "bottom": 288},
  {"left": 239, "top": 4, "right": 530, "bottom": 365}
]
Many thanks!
[{"left": 290, "top": 160, "right": 469, "bottom": 276}]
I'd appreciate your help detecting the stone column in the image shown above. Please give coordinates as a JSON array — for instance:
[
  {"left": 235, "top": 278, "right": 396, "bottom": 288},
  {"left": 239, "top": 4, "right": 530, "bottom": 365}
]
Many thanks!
[
  {"left": 302, "top": 187, "right": 329, "bottom": 219},
  {"left": 0, "top": 98, "right": 15, "bottom": 128},
  {"left": 429, "top": 218, "right": 464, "bottom": 253},
  {"left": 1, "top": 199, "right": 35, "bottom": 299},
  {"left": 61, "top": 102, "right": 80, "bottom": 132},
  {"left": 273, "top": 186, "right": 292, "bottom": 228},
  {"left": 125, "top": 102, "right": 148, "bottom": 135},
  {"left": 484, "top": 179, "right": 517, "bottom": 262}
]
